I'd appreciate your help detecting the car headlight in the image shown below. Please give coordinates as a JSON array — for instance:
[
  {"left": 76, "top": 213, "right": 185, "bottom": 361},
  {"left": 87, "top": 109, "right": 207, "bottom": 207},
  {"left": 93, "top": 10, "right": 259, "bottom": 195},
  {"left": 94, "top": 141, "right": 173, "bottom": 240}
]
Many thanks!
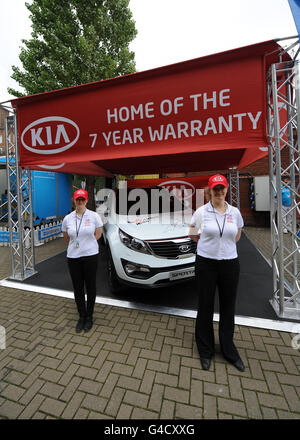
[{"left": 119, "top": 229, "right": 151, "bottom": 254}]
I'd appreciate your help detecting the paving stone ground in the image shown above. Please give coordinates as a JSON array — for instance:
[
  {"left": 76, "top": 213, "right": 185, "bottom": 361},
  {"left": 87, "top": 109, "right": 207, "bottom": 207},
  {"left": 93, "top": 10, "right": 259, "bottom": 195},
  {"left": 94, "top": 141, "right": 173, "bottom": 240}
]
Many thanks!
[{"left": 0, "top": 228, "right": 299, "bottom": 420}]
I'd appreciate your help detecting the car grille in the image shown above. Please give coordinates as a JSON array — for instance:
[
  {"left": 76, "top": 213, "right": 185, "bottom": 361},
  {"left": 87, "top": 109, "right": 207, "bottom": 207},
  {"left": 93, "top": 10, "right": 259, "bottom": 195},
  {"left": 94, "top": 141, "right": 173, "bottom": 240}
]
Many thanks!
[{"left": 145, "top": 238, "right": 197, "bottom": 259}]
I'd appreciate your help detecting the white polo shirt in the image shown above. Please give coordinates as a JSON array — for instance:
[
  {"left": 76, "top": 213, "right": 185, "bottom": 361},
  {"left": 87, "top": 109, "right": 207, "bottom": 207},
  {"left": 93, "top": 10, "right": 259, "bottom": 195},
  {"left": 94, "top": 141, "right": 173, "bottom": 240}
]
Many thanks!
[
  {"left": 190, "top": 202, "right": 244, "bottom": 260},
  {"left": 62, "top": 209, "right": 103, "bottom": 258}
]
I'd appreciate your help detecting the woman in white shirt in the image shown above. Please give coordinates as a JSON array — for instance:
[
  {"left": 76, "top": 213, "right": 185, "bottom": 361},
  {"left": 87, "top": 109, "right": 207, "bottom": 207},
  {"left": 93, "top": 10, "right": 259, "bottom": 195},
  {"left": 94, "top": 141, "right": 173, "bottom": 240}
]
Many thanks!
[
  {"left": 189, "top": 174, "right": 245, "bottom": 372},
  {"left": 62, "top": 189, "right": 103, "bottom": 333}
]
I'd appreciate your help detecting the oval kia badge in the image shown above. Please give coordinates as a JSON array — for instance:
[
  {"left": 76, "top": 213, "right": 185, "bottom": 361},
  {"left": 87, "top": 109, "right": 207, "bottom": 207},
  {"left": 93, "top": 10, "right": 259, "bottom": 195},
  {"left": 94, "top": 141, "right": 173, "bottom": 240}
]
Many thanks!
[
  {"left": 158, "top": 180, "right": 196, "bottom": 199},
  {"left": 37, "top": 163, "right": 66, "bottom": 170},
  {"left": 21, "top": 116, "right": 80, "bottom": 155}
]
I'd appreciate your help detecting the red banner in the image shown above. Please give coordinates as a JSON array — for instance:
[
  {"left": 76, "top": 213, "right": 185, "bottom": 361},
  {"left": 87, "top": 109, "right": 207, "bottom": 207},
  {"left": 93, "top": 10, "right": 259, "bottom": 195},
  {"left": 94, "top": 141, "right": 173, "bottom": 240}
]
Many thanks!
[{"left": 11, "top": 40, "right": 289, "bottom": 173}]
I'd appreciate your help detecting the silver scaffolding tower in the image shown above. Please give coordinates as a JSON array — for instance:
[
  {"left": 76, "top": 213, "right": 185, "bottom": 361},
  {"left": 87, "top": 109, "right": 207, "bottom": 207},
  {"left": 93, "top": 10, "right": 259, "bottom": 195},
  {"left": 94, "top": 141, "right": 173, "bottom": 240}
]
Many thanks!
[
  {"left": 228, "top": 167, "right": 240, "bottom": 210},
  {"left": 268, "top": 37, "right": 300, "bottom": 320},
  {"left": 5, "top": 112, "right": 36, "bottom": 280}
]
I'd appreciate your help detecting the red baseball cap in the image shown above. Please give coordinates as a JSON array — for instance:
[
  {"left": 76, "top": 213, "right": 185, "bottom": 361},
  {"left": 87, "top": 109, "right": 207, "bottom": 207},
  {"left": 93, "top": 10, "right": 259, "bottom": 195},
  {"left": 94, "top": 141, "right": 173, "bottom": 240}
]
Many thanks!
[
  {"left": 208, "top": 174, "right": 228, "bottom": 189},
  {"left": 73, "top": 189, "right": 88, "bottom": 200}
]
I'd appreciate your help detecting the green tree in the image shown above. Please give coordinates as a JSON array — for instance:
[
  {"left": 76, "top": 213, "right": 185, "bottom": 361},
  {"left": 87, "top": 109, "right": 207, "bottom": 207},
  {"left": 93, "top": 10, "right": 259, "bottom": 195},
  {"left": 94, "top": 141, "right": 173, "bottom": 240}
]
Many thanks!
[
  {"left": 9, "top": 0, "right": 137, "bottom": 96},
  {"left": 9, "top": 0, "right": 137, "bottom": 209}
]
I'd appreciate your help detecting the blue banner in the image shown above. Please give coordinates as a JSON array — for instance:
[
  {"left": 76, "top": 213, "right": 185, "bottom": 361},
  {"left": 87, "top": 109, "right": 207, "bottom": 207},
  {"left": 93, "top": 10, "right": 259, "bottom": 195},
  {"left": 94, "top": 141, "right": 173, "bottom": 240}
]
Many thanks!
[
  {"left": 289, "top": 0, "right": 300, "bottom": 40},
  {"left": 38, "top": 224, "right": 62, "bottom": 241}
]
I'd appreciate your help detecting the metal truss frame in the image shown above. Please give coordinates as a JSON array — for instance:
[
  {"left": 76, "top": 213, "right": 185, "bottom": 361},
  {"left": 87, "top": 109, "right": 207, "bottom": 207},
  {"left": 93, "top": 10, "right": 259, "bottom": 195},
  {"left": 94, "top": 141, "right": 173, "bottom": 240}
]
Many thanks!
[
  {"left": 228, "top": 168, "right": 240, "bottom": 210},
  {"left": 5, "top": 113, "right": 36, "bottom": 280},
  {"left": 267, "top": 40, "right": 300, "bottom": 319}
]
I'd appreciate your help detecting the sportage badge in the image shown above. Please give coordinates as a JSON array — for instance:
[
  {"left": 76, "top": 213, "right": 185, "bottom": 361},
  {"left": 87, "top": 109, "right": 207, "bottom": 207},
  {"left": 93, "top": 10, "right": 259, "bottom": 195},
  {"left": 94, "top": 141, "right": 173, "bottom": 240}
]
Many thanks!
[{"left": 21, "top": 116, "right": 80, "bottom": 154}]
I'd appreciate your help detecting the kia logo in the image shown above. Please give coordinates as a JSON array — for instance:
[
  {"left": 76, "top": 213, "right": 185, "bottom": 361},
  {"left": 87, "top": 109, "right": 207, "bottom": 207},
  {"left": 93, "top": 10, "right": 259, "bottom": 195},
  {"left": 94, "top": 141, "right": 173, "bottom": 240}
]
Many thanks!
[
  {"left": 21, "top": 116, "right": 80, "bottom": 155},
  {"left": 158, "top": 180, "right": 195, "bottom": 199}
]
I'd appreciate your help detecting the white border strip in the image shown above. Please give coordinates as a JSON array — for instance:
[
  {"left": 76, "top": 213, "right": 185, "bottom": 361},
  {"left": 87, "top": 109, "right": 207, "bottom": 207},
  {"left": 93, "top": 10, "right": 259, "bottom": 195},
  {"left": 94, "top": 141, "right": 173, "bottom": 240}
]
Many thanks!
[{"left": 1, "top": 278, "right": 300, "bottom": 333}]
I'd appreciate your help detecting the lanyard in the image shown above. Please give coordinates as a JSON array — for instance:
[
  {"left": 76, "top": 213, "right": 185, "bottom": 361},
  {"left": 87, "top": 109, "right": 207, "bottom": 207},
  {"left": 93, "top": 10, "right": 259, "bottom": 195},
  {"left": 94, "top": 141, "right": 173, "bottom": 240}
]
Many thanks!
[
  {"left": 75, "top": 211, "right": 85, "bottom": 238},
  {"left": 211, "top": 203, "right": 227, "bottom": 238}
]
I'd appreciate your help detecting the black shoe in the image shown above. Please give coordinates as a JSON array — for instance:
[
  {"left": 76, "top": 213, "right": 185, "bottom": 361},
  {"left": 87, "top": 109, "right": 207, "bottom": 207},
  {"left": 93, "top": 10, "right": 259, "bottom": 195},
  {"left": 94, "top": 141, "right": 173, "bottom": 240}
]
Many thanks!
[
  {"left": 75, "top": 317, "right": 85, "bottom": 333},
  {"left": 232, "top": 358, "right": 245, "bottom": 372},
  {"left": 200, "top": 357, "right": 211, "bottom": 370},
  {"left": 84, "top": 316, "right": 93, "bottom": 332}
]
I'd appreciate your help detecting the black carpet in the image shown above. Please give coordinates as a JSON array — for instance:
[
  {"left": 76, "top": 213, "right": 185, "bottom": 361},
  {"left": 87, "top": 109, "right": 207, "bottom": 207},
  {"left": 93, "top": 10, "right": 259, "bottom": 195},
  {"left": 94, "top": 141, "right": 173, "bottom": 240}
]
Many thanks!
[{"left": 12, "top": 233, "right": 281, "bottom": 321}]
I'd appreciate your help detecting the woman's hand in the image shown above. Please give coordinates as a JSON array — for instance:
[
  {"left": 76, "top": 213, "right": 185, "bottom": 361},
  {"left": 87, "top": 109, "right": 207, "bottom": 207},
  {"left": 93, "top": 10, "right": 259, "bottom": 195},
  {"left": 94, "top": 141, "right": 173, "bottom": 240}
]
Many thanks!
[
  {"left": 95, "top": 227, "right": 102, "bottom": 241},
  {"left": 189, "top": 225, "right": 200, "bottom": 243},
  {"left": 63, "top": 231, "right": 70, "bottom": 244},
  {"left": 235, "top": 227, "right": 242, "bottom": 242}
]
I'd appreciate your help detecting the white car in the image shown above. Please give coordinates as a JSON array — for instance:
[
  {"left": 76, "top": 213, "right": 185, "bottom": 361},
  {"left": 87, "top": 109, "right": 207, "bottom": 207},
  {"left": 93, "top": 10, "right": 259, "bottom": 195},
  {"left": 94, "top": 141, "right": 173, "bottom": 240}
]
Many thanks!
[{"left": 96, "top": 186, "right": 196, "bottom": 293}]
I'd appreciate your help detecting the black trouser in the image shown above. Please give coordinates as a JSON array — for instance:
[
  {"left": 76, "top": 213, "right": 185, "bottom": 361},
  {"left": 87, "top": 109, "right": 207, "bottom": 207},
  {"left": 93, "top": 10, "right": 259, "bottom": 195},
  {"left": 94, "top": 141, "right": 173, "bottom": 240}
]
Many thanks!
[
  {"left": 195, "top": 255, "right": 240, "bottom": 363},
  {"left": 67, "top": 254, "right": 98, "bottom": 318}
]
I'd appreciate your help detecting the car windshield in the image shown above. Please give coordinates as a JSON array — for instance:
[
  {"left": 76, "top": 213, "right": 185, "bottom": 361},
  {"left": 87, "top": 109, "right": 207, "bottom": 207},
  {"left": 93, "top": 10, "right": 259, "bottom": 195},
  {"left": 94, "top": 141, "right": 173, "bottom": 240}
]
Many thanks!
[{"left": 115, "top": 187, "right": 185, "bottom": 215}]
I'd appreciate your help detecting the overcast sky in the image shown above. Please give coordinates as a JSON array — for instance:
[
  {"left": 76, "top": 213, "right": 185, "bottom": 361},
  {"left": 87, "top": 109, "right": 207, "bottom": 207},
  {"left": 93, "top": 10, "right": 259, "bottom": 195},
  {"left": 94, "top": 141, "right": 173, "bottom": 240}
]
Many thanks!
[{"left": 0, "top": 0, "right": 298, "bottom": 104}]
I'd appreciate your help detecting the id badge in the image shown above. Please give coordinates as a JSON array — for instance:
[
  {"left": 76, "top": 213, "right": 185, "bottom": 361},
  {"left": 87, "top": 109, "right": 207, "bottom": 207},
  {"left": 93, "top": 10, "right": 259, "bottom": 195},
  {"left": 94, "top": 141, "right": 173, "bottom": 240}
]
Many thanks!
[{"left": 75, "top": 239, "right": 80, "bottom": 248}]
